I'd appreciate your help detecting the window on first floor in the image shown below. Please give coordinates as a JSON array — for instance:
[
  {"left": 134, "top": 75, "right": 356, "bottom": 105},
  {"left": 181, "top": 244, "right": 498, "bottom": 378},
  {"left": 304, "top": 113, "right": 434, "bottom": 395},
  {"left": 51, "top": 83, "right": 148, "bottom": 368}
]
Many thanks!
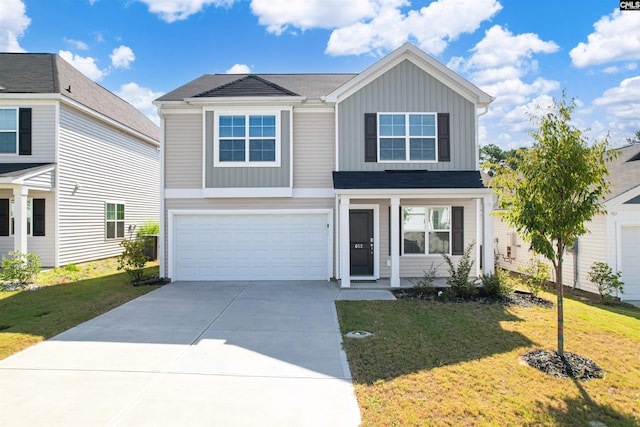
[
  {"left": 215, "top": 112, "right": 279, "bottom": 166},
  {"left": 402, "top": 206, "right": 451, "bottom": 255},
  {"left": 105, "top": 202, "right": 125, "bottom": 239},
  {"left": 0, "top": 198, "right": 45, "bottom": 237}
]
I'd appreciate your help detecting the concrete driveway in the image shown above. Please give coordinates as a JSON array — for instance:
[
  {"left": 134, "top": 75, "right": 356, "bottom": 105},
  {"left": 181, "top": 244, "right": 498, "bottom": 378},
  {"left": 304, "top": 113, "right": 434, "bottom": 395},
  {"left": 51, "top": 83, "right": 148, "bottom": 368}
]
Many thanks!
[{"left": 0, "top": 281, "right": 364, "bottom": 426}]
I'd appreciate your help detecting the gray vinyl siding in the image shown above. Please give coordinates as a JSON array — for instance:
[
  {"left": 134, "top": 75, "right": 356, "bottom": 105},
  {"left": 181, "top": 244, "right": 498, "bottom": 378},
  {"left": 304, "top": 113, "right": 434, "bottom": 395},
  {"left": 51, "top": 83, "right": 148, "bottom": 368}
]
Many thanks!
[
  {"left": 164, "top": 113, "right": 202, "bottom": 189},
  {"left": 205, "top": 110, "right": 291, "bottom": 188},
  {"left": 162, "top": 197, "right": 334, "bottom": 277},
  {"left": 338, "top": 60, "right": 477, "bottom": 171},
  {"left": 0, "top": 189, "right": 56, "bottom": 267},
  {"left": 293, "top": 111, "right": 335, "bottom": 188},
  {"left": 57, "top": 105, "right": 159, "bottom": 266}
]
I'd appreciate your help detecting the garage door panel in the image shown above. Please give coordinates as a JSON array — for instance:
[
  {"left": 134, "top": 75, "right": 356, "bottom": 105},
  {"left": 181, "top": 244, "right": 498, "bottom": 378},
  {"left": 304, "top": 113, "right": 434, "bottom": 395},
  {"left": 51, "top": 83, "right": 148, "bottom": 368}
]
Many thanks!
[{"left": 173, "top": 213, "right": 330, "bottom": 281}]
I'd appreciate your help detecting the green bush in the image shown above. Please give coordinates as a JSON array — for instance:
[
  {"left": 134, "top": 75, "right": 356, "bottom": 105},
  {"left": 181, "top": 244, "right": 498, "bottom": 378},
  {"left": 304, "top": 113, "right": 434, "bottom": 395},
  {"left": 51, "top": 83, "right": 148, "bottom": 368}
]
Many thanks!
[
  {"left": 518, "top": 257, "right": 550, "bottom": 297},
  {"left": 442, "top": 242, "right": 478, "bottom": 299},
  {"left": 588, "top": 262, "right": 624, "bottom": 303},
  {"left": 117, "top": 239, "right": 147, "bottom": 284},
  {"left": 415, "top": 263, "right": 439, "bottom": 299},
  {"left": 1, "top": 251, "right": 42, "bottom": 288},
  {"left": 481, "top": 270, "right": 514, "bottom": 297},
  {"left": 136, "top": 221, "right": 160, "bottom": 237}
]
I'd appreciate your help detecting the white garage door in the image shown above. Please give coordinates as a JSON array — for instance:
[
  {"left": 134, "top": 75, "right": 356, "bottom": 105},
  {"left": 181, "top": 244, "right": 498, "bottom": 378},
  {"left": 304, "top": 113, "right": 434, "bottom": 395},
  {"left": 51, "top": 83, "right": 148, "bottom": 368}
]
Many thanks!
[
  {"left": 172, "top": 213, "right": 330, "bottom": 281},
  {"left": 621, "top": 226, "right": 640, "bottom": 301}
]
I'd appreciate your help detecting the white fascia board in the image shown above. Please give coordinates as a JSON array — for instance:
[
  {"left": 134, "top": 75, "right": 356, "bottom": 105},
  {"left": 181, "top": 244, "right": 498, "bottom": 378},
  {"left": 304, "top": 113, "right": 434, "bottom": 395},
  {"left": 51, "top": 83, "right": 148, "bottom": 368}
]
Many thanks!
[
  {"left": 202, "top": 187, "right": 293, "bottom": 198},
  {"left": 333, "top": 187, "right": 493, "bottom": 199},
  {"left": 324, "top": 43, "right": 493, "bottom": 107},
  {"left": 0, "top": 164, "right": 56, "bottom": 185},
  {"left": 184, "top": 96, "right": 306, "bottom": 106},
  {"left": 606, "top": 184, "right": 640, "bottom": 209}
]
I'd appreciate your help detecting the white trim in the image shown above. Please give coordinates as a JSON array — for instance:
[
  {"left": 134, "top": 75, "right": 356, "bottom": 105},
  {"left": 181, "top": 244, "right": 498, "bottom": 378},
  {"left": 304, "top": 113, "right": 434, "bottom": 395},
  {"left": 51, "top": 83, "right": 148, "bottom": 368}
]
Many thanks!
[
  {"left": 202, "top": 187, "right": 293, "bottom": 198},
  {"left": 334, "top": 188, "right": 492, "bottom": 198},
  {"left": 349, "top": 203, "right": 380, "bottom": 280},
  {"left": 54, "top": 101, "right": 60, "bottom": 267},
  {"left": 292, "top": 188, "right": 334, "bottom": 198},
  {"left": 0, "top": 107, "right": 19, "bottom": 155},
  {"left": 339, "top": 197, "right": 350, "bottom": 287},
  {"left": 293, "top": 106, "right": 335, "bottom": 114},
  {"left": 335, "top": 102, "right": 340, "bottom": 171},
  {"left": 167, "top": 208, "right": 333, "bottom": 281},
  {"left": 390, "top": 198, "right": 400, "bottom": 287},
  {"left": 606, "top": 184, "right": 640, "bottom": 208},
  {"left": 0, "top": 164, "right": 56, "bottom": 185},
  {"left": 159, "top": 108, "right": 166, "bottom": 278},
  {"left": 401, "top": 205, "right": 453, "bottom": 256}
]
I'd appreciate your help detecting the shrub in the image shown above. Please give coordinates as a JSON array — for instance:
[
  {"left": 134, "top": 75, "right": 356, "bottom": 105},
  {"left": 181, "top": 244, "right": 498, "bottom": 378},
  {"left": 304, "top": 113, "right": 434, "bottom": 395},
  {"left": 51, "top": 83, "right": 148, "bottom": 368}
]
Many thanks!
[
  {"left": 117, "top": 239, "right": 147, "bottom": 284},
  {"left": 1, "top": 251, "right": 42, "bottom": 288},
  {"left": 588, "top": 262, "right": 624, "bottom": 303},
  {"left": 481, "top": 270, "right": 514, "bottom": 297},
  {"left": 136, "top": 221, "right": 160, "bottom": 237},
  {"left": 518, "top": 257, "right": 550, "bottom": 297},
  {"left": 415, "top": 263, "right": 438, "bottom": 299},
  {"left": 442, "top": 242, "right": 478, "bottom": 299}
]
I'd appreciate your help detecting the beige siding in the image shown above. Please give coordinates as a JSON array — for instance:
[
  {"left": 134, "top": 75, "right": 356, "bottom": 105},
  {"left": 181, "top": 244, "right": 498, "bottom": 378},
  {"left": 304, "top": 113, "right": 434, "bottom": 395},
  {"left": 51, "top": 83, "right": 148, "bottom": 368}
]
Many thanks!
[
  {"left": 164, "top": 113, "right": 202, "bottom": 188},
  {"left": 293, "top": 111, "right": 335, "bottom": 188},
  {"left": 574, "top": 215, "right": 607, "bottom": 294},
  {"left": 57, "top": 105, "right": 159, "bottom": 265},
  {"left": 30, "top": 104, "right": 57, "bottom": 162}
]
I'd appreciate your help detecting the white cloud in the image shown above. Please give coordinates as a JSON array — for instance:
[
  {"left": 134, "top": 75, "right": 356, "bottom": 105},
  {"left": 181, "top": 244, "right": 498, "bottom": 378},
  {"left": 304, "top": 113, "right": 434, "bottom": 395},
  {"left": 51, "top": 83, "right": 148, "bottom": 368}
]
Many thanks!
[
  {"left": 58, "top": 50, "right": 107, "bottom": 81},
  {"left": 137, "top": 0, "right": 236, "bottom": 23},
  {"left": 64, "top": 38, "right": 89, "bottom": 51},
  {"left": 324, "top": 0, "right": 502, "bottom": 56},
  {"left": 116, "top": 82, "right": 164, "bottom": 125},
  {"left": 0, "top": 0, "right": 31, "bottom": 52},
  {"left": 602, "top": 63, "right": 637, "bottom": 75},
  {"left": 570, "top": 9, "right": 640, "bottom": 68},
  {"left": 593, "top": 76, "right": 640, "bottom": 107},
  {"left": 225, "top": 64, "right": 252, "bottom": 74},
  {"left": 500, "top": 94, "right": 554, "bottom": 133},
  {"left": 250, "top": 0, "right": 376, "bottom": 35},
  {"left": 110, "top": 45, "right": 135, "bottom": 69}
]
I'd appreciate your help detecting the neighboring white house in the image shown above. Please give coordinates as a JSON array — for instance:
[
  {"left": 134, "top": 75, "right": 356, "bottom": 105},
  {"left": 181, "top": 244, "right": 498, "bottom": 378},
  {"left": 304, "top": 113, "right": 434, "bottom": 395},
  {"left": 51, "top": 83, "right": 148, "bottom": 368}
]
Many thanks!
[
  {"left": 0, "top": 53, "right": 160, "bottom": 267},
  {"left": 494, "top": 144, "right": 640, "bottom": 301},
  {"left": 155, "top": 43, "right": 496, "bottom": 286}
]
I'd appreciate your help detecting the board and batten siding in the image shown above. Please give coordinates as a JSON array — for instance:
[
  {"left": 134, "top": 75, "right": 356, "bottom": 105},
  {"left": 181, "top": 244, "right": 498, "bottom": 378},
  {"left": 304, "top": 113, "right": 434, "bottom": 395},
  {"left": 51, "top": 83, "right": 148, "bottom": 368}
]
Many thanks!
[
  {"left": 162, "top": 197, "right": 334, "bottom": 277},
  {"left": 57, "top": 105, "right": 159, "bottom": 266},
  {"left": 293, "top": 110, "right": 335, "bottom": 189},
  {"left": 338, "top": 59, "right": 477, "bottom": 171},
  {"left": 204, "top": 110, "right": 291, "bottom": 188},
  {"left": 0, "top": 190, "right": 56, "bottom": 266},
  {"left": 164, "top": 113, "right": 202, "bottom": 189}
]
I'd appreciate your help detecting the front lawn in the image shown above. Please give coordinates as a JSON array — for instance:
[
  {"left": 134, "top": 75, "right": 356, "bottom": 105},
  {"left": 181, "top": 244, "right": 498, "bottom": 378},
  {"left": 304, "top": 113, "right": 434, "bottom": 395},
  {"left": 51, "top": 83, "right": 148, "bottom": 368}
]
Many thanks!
[
  {"left": 0, "top": 258, "right": 160, "bottom": 360},
  {"left": 337, "top": 293, "right": 640, "bottom": 426}
]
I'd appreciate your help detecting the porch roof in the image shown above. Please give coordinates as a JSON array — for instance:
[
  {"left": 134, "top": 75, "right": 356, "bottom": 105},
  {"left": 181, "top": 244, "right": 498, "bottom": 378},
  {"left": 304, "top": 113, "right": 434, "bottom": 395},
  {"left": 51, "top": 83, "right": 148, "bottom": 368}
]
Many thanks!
[
  {"left": 0, "top": 163, "right": 52, "bottom": 177},
  {"left": 332, "top": 170, "right": 487, "bottom": 190}
]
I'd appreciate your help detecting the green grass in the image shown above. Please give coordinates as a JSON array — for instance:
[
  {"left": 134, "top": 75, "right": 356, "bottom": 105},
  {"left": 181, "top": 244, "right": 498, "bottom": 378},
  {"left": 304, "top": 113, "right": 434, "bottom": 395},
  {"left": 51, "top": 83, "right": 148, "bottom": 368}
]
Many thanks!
[
  {"left": 0, "top": 258, "right": 160, "bottom": 360},
  {"left": 337, "top": 292, "right": 640, "bottom": 426}
]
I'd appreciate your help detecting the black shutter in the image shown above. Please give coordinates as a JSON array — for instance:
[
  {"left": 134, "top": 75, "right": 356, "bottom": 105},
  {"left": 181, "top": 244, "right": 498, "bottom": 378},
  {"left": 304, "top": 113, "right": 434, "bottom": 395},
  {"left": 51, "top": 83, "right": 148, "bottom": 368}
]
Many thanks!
[
  {"left": 437, "top": 113, "right": 450, "bottom": 162},
  {"left": 19, "top": 108, "right": 32, "bottom": 156},
  {"left": 0, "top": 199, "right": 9, "bottom": 236},
  {"left": 33, "top": 199, "right": 45, "bottom": 236},
  {"left": 451, "top": 206, "right": 464, "bottom": 255},
  {"left": 364, "top": 113, "right": 377, "bottom": 162}
]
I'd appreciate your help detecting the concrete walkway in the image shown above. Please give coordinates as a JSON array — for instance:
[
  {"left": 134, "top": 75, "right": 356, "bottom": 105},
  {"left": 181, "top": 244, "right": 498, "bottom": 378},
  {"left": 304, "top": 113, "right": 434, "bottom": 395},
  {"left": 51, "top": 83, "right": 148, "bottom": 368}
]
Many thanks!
[{"left": 0, "top": 281, "right": 389, "bottom": 426}]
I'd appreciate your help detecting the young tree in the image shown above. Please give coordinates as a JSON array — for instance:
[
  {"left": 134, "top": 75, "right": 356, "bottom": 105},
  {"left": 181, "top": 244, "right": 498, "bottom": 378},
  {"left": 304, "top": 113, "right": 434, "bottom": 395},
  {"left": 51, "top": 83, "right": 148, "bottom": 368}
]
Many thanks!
[
  {"left": 489, "top": 93, "right": 617, "bottom": 358},
  {"left": 625, "top": 130, "right": 640, "bottom": 145},
  {"left": 480, "top": 143, "right": 523, "bottom": 176}
]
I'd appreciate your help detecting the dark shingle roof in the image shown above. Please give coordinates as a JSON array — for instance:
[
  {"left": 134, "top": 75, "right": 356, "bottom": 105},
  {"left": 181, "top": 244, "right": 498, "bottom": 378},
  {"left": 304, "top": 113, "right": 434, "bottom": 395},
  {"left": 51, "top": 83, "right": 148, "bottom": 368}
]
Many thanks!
[
  {"left": 157, "top": 73, "right": 356, "bottom": 102},
  {"left": 195, "top": 75, "right": 299, "bottom": 97},
  {"left": 333, "top": 170, "right": 487, "bottom": 190},
  {"left": 0, "top": 163, "right": 51, "bottom": 176},
  {"left": 607, "top": 144, "right": 640, "bottom": 202},
  {"left": 0, "top": 53, "right": 159, "bottom": 142}
]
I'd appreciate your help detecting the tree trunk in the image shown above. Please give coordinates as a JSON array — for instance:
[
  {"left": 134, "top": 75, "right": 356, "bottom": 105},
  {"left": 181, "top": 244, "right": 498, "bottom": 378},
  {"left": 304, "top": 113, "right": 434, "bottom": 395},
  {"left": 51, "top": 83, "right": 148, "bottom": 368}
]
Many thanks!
[{"left": 556, "top": 255, "right": 564, "bottom": 358}]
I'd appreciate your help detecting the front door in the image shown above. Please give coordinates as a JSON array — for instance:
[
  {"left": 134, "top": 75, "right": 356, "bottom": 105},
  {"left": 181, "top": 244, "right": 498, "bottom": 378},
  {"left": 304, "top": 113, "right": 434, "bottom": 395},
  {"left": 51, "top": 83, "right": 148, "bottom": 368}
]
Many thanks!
[{"left": 349, "top": 209, "right": 374, "bottom": 276}]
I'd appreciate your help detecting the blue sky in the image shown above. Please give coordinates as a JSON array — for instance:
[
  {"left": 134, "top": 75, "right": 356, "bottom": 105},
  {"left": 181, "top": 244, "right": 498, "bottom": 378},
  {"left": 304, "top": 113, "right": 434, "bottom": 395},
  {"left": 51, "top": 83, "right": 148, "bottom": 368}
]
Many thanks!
[{"left": 2, "top": 0, "right": 640, "bottom": 148}]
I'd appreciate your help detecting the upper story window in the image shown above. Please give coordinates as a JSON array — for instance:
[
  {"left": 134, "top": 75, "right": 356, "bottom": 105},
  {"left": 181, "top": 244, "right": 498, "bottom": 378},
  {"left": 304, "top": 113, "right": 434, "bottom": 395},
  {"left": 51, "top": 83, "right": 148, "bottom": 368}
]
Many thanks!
[
  {"left": 379, "top": 113, "right": 437, "bottom": 162},
  {"left": 214, "top": 112, "right": 280, "bottom": 167},
  {"left": 0, "top": 108, "right": 18, "bottom": 154}
]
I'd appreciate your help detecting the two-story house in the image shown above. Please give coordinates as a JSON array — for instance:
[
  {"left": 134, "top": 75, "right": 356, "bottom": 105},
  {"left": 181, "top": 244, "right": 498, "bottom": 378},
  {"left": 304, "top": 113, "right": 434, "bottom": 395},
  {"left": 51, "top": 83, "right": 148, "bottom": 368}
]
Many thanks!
[
  {"left": 156, "top": 43, "right": 495, "bottom": 286},
  {"left": 0, "top": 53, "right": 160, "bottom": 267}
]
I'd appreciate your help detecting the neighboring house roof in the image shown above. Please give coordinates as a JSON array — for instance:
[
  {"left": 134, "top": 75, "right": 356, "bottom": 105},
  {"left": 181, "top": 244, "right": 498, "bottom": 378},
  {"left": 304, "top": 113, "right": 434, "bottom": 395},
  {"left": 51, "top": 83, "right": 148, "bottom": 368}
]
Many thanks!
[
  {"left": 0, "top": 53, "right": 159, "bottom": 142},
  {"left": 332, "top": 170, "right": 487, "bottom": 189},
  {"left": 157, "top": 73, "right": 356, "bottom": 102},
  {"left": 606, "top": 144, "right": 640, "bottom": 202}
]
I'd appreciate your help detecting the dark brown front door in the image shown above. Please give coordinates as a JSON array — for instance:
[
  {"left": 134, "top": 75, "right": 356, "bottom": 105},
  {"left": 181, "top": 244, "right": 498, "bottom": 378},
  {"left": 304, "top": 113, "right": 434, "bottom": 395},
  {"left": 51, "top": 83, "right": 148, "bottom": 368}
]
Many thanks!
[{"left": 350, "top": 209, "right": 374, "bottom": 276}]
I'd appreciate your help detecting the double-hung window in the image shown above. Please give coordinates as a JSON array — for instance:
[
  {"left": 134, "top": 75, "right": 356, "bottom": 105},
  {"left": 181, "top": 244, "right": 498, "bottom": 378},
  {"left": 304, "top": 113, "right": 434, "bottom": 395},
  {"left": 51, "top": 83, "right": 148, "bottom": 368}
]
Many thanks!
[
  {"left": 379, "top": 113, "right": 437, "bottom": 162},
  {"left": 106, "top": 203, "right": 125, "bottom": 239},
  {"left": 215, "top": 112, "right": 279, "bottom": 166},
  {"left": 402, "top": 207, "right": 451, "bottom": 255},
  {"left": 0, "top": 108, "right": 18, "bottom": 154}
]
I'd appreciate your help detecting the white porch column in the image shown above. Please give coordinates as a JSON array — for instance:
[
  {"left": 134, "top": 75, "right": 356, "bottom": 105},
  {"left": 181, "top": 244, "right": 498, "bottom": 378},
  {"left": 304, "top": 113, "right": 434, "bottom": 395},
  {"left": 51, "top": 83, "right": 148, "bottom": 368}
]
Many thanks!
[
  {"left": 483, "top": 195, "right": 495, "bottom": 275},
  {"left": 13, "top": 186, "right": 28, "bottom": 255},
  {"left": 390, "top": 197, "right": 400, "bottom": 287},
  {"left": 339, "top": 196, "right": 351, "bottom": 288}
]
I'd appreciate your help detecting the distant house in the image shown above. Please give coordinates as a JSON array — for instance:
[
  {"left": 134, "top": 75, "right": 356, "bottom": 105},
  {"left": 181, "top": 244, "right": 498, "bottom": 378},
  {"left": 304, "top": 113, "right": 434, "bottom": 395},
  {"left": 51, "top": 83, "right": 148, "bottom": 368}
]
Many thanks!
[
  {"left": 494, "top": 144, "right": 640, "bottom": 301},
  {"left": 0, "top": 53, "right": 160, "bottom": 267},
  {"left": 155, "top": 43, "right": 495, "bottom": 286}
]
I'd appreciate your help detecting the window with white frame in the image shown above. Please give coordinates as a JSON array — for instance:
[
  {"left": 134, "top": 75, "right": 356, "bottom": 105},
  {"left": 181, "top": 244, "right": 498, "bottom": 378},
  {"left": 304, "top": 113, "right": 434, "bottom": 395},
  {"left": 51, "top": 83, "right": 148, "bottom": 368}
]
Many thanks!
[
  {"left": 379, "top": 113, "right": 437, "bottom": 162},
  {"left": 402, "top": 206, "right": 450, "bottom": 255},
  {"left": 10, "top": 199, "right": 32, "bottom": 236},
  {"left": 105, "top": 203, "right": 125, "bottom": 239},
  {"left": 214, "top": 112, "right": 279, "bottom": 166},
  {"left": 0, "top": 108, "right": 18, "bottom": 154}
]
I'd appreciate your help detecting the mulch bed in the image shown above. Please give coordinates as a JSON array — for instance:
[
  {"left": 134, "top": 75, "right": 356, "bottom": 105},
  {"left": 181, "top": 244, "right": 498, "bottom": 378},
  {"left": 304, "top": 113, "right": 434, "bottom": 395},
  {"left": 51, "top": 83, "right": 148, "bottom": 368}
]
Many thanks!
[
  {"left": 521, "top": 349, "right": 605, "bottom": 381},
  {"left": 392, "top": 288, "right": 554, "bottom": 309}
]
